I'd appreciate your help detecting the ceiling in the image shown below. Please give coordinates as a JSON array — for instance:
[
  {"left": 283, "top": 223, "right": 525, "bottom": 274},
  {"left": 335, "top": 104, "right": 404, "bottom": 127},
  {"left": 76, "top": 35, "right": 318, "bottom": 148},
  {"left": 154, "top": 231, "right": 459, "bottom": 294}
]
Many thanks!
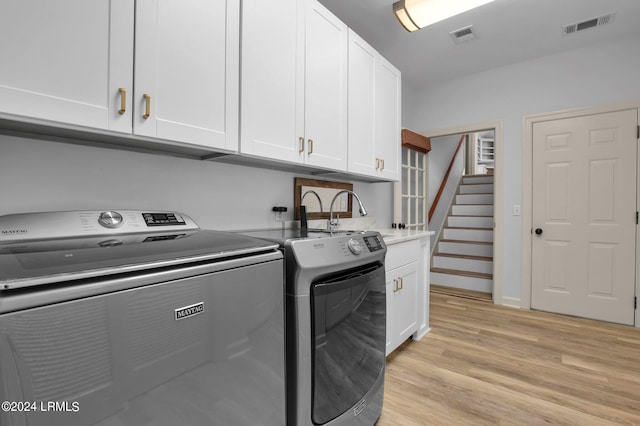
[{"left": 318, "top": 0, "right": 640, "bottom": 90}]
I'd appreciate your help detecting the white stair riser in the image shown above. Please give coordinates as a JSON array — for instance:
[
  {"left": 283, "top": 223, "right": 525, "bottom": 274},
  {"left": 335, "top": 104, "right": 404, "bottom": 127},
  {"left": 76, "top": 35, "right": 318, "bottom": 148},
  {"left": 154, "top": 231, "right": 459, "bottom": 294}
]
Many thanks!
[
  {"left": 459, "top": 184, "right": 494, "bottom": 194},
  {"left": 438, "top": 241, "right": 493, "bottom": 257},
  {"left": 432, "top": 256, "right": 493, "bottom": 274},
  {"left": 462, "top": 176, "right": 494, "bottom": 184},
  {"left": 443, "top": 228, "right": 493, "bottom": 242},
  {"left": 456, "top": 193, "right": 493, "bottom": 205},
  {"left": 448, "top": 216, "right": 493, "bottom": 228},
  {"left": 431, "top": 272, "right": 493, "bottom": 293},
  {"left": 452, "top": 204, "right": 493, "bottom": 216}
]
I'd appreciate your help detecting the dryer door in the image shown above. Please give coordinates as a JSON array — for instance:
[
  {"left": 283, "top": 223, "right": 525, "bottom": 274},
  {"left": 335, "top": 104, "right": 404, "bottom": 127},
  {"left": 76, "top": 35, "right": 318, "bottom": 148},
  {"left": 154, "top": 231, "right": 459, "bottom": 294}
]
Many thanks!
[{"left": 311, "top": 262, "right": 386, "bottom": 424}]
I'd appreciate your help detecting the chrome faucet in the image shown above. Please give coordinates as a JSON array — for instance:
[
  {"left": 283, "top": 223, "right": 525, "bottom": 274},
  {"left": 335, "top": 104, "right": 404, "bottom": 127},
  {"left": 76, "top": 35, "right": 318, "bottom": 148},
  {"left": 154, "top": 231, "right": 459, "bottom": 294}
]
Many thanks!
[
  {"left": 328, "top": 190, "right": 368, "bottom": 230},
  {"left": 301, "top": 189, "right": 324, "bottom": 212}
]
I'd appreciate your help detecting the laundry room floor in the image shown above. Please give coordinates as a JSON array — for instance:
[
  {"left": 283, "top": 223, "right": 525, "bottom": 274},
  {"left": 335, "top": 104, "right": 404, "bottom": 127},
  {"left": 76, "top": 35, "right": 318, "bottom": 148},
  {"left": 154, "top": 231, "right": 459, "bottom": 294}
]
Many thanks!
[{"left": 378, "top": 292, "right": 640, "bottom": 425}]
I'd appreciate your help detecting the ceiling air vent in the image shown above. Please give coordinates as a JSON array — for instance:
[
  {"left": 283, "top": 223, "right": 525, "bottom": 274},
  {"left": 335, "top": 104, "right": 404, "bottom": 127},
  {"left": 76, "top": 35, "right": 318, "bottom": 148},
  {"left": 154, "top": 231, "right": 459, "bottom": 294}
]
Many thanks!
[
  {"left": 449, "top": 25, "right": 477, "bottom": 44},
  {"left": 562, "top": 12, "right": 615, "bottom": 36}
]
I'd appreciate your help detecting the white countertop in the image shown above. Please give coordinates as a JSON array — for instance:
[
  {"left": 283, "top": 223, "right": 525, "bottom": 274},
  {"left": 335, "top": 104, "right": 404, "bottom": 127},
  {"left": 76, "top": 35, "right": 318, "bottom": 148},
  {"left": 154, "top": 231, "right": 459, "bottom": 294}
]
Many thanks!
[
  {"left": 374, "top": 228, "right": 434, "bottom": 245},
  {"left": 289, "top": 217, "right": 433, "bottom": 245}
]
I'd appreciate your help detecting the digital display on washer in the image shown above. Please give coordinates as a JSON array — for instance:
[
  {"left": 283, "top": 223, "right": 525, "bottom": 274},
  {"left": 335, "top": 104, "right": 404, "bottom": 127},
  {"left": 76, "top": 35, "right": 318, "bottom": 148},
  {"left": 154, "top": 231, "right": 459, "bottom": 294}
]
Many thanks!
[
  {"left": 143, "top": 212, "right": 186, "bottom": 226},
  {"left": 363, "top": 235, "right": 383, "bottom": 252}
]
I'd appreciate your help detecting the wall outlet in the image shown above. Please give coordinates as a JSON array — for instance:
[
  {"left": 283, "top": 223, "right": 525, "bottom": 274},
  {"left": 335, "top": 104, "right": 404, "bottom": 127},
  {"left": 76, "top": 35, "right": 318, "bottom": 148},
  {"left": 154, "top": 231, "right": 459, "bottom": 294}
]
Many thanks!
[{"left": 513, "top": 204, "right": 521, "bottom": 216}]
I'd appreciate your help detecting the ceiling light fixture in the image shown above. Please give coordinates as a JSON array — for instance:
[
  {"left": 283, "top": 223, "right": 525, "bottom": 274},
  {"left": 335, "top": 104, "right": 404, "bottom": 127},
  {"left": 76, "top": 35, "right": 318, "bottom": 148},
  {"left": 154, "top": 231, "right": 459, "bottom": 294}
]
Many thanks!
[{"left": 393, "top": 0, "right": 495, "bottom": 32}]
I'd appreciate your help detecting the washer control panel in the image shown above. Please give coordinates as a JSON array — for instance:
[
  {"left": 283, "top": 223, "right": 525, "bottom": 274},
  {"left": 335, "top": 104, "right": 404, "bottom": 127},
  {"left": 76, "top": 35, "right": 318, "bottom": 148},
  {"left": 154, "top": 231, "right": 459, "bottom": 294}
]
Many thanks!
[
  {"left": 98, "top": 211, "right": 124, "bottom": 229},
  {"left": 0, "top": 210, "right": 199, "bottom": 242}
]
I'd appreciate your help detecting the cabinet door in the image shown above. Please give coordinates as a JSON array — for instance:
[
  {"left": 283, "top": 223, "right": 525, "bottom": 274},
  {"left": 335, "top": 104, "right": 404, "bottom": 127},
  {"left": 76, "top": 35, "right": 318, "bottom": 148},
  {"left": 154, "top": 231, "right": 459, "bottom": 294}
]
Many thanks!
[
  {"left": 304, "top": 0, "right": 348, "bottom": 171},
  {"left": 347, "top": 30, "right": 377, "bottom": 177},
  {"left": 240, "top": 0, "right": 304, "bottom": 162},
  {"left": 386, "top": 261, "right": 418, "bottom": 355},
  {"left": 134, "top": 0, "right": 239, "bottom": 150},
  {"left": 0, "top": 0, "right": 133, "bottom": 133},
  {"left": 375, "top": 57, "right": 401, "bottom": 181}
]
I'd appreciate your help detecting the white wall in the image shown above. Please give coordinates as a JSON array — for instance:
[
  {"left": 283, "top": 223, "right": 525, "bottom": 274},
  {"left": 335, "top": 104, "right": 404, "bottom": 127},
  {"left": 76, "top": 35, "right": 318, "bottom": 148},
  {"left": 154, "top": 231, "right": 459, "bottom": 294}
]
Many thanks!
[
  {"left": 0, "top": 135, "right": 392, "bottom": 230},
  {"left": 402, "top": 35, "right": 640, "bottom": 302}
]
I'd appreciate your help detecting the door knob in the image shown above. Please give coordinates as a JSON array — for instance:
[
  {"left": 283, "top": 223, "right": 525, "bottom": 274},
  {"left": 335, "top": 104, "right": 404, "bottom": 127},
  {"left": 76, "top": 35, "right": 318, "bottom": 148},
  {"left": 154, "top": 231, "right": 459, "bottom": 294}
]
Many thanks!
[{"left": 535, "top": 228, "right": 543, "bottom": 235}]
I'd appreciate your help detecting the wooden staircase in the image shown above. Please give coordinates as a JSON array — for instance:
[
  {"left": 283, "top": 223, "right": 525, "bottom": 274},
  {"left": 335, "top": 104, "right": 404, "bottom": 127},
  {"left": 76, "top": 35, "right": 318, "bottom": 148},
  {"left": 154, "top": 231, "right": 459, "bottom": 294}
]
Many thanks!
[{"left": 431, "top": 174, "right": 494, "bottom": 293}]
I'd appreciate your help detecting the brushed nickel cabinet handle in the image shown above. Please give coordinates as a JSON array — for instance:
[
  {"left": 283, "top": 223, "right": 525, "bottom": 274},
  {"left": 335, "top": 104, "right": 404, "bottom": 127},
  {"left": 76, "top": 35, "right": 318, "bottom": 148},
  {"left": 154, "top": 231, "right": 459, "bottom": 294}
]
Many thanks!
[
  {"left": 399, "top": 277, "right": 403, "bottom": 290},
  {"left": 376, "top": 158, "right": 380, "bottom": 170},
  {"left": 118, "top": 88, "right": 127, "bottom": 115},
  {"left": 299, "top": 137, "right": 305, "bottom": 153},
  {"left": 381, "top": 158, "right": 385, "bottom": 171},
  {"left": 143, "top": 94, "right": 151, "bottom": 119},
  {"left": 308, "top": 139, "right": 313, "bottom": 155}
]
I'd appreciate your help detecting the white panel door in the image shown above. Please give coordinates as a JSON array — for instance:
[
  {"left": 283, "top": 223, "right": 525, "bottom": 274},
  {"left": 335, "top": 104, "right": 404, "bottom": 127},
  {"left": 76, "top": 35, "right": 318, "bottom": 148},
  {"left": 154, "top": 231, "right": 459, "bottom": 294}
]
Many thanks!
[
  {"left": 347, "top": 30, "right": 376, "bottom": 177},
  {"left": 375, "top": 57, "right": 401, "bottom": 181},
  {"left": 240, "top": 0, "right": 304, "bottom": 162},
  {"left": 531, "top": 109, "right": 637, "bottom": 325},
  {"left": 304, "top": 0, "right": 348, "bottom": 171},
  {"left": 0, "top": 0, "right": 133, "bottom": 133},
  {"left": 134, "top": 0, "right": 239, "bottom": 150}
]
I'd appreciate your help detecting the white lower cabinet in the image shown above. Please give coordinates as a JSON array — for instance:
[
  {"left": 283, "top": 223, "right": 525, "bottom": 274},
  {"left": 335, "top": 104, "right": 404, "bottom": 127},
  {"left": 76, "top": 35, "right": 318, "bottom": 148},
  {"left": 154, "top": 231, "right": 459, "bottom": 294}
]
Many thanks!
[{"left": 385, "top": 239, "right": 420, "bottom": 356}]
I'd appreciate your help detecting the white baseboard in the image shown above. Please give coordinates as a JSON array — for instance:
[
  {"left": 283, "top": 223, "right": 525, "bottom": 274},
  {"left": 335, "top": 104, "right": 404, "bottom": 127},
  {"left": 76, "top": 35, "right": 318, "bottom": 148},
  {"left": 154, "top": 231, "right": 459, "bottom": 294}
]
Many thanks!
[
  {"left": 499, "top": 296, "right": 521, "bottom": 309},
  {"left": 413, "top": 327, "right": 431, "bottom": 341}
]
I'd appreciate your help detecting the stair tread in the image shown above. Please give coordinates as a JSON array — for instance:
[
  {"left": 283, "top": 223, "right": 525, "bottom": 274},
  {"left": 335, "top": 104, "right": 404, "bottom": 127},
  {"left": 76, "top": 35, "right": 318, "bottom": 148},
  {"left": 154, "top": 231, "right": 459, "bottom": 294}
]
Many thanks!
[
  {"left": 440, "top": 239, "right": 493, "bottom": 245},
  {"left": 433, "top": 253, "right": 493, "bottom": 261},
  {"left": 457, "top": 192, "right": 494, "bottom": 195},
  {"left": 431, "top": 267, "right": 493, "bottom": 279},
  {"left": 454, "top": 203, "right": 493, "bottom": 206},
  {"left": 463, "top": 174, "right": 494, "bottom": 178},
  {"left": 445, "top": 226, "right": 493, "bottom": 231}
]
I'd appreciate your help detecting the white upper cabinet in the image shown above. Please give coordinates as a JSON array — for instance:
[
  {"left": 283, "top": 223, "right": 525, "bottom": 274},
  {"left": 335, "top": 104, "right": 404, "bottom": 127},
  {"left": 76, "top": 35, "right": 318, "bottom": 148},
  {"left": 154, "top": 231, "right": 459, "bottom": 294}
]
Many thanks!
[
  {"left": 347, "top": 31, "right": 377, "bottom": 177},
  {"left": 0, "top": 0, "right": 238, "bottom": 152},
  {"left": 241, "top": 0, "right": 347, "bottom": 171},
  {"left": 347, "top": 31, "right": 401, "bottom": 181},
  {"left": 303, "top": 1, "right": 348, "bottom": 170},
  {"left": 240, "top": 0, "right": 302, "bottom": 162},
  {"left": 0, "top": 0, "right": 134, "bottom": 133},
  {"left": 134, "top": 0, "right": 239, "bottom": 151}
]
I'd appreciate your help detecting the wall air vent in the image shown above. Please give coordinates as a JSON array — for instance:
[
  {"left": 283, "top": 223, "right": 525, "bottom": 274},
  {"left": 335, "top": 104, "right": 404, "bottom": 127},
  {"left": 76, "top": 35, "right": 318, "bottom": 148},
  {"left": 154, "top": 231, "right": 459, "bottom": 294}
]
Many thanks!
[
  {"left": 449, "top": 25, "right": 477, "bottom": 44},
  {"left": 562, "top": 12, "right": 615, "bottom": 36}
]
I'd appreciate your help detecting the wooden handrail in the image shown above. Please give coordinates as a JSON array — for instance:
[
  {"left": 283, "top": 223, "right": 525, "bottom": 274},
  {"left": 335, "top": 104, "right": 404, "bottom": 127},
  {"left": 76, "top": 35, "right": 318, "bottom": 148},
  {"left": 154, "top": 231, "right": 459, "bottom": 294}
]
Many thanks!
[{"left": 428, "top": 134, "right": 466, "bottom": 222}]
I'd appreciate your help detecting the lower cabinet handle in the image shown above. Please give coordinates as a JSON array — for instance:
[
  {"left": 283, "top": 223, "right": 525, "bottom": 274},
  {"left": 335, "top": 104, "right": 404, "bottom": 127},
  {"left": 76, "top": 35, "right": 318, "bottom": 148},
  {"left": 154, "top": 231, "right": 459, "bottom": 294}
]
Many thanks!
[
  {"left": 375, "top": 158, "right": 380, "bottom": 170},
  {"left": 381, "top": 158, "right": 385, "bottom": 171},
  {"left": 393, "top": 278, "right": 400, "bottom": 292},
  {"left": 299, "top": 137, "right": 305, "bottom": 153},
  {"left": 143, "top": 94, "right": 151, "bottom": 119},
  {"left": 399, "top": 277, "right": 403, "bottom": 290},
  {"left": 308, "top": 139, "right": 313, "bottom": 155},
  {"left": 118, "top": 88, "right": 127, "bottom": 115}
]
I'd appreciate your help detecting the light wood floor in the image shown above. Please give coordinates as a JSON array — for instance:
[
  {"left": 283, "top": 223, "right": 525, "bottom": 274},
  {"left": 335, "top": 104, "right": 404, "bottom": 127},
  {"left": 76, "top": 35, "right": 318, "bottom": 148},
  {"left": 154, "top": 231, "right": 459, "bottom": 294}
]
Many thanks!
[{"left": 378, "top": 292, "right": 640, "bottom": 425}]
